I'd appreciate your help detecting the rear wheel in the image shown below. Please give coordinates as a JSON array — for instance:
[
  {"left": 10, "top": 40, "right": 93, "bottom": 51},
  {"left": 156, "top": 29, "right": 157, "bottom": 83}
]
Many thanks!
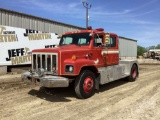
[
  {"left": 151, "top": 52, "right": 155, "bottom": 59},
  {"left": 75, "top": 70, "right": 95, "bottom": 99},
  {"left": 127, "top": 64, "right": 138, "bottom": 82}
]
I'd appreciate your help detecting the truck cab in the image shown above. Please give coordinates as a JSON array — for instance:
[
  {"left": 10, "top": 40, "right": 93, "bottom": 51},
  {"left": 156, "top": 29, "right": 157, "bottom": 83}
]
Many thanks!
[{"left": 22, "top": 28, "right": 139, "bottom": 99}]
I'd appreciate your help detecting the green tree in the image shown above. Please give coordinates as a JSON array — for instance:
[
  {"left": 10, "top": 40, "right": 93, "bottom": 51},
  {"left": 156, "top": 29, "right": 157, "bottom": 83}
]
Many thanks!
[
  {"left": 146, "top": 46, "right": 156, "bottom": 50},
  {"left": 156, "top": 44, "right": 160, "bottom": 49},
  {"left": 137, "top": 45, "right": 147, "bottom": 56}
]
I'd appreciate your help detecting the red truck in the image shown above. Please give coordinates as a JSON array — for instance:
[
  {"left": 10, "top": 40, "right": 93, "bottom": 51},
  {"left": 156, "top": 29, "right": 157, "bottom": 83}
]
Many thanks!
[{"left": 22, "top": 27, "right": 139, "bottom": 99}]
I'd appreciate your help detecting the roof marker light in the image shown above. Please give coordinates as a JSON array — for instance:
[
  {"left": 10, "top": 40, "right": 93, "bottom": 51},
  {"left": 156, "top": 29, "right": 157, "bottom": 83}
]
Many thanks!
[{"left": 96, "top": 28, "right": 104, "bottom": 31}]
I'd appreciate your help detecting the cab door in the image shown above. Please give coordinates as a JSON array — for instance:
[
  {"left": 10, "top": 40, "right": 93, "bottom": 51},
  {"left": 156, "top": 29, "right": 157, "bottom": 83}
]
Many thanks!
[{"left": 101, "top": 33, "right": 119, "bottom": 66}]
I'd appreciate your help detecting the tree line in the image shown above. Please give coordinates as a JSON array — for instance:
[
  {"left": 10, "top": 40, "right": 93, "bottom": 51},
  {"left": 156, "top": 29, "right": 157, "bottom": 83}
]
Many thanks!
[{"left": 137, "top": 44, "right": 160, "bottom": 56}]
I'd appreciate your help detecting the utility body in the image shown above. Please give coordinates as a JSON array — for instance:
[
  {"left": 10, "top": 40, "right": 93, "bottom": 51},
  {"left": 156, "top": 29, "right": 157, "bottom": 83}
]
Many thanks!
[{"left": 22, "top": 27, "right": 139, "bottom": 99}]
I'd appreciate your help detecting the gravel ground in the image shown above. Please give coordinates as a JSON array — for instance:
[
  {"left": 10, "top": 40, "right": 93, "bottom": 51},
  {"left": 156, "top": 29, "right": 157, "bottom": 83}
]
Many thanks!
[{"left": 0, "top": 64, "right": 160, "bottom": 120}]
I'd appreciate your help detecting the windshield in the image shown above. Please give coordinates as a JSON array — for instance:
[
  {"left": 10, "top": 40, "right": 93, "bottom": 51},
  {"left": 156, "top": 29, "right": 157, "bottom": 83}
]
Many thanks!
[{"left": 59, "top": 33, "right": 91, "bottom": 46}]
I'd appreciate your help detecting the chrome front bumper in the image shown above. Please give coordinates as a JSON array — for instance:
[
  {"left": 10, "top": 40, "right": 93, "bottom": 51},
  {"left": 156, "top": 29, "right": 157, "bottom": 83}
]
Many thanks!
[{"left": 22, "top": 72, "right": 69, "bottom": 88}]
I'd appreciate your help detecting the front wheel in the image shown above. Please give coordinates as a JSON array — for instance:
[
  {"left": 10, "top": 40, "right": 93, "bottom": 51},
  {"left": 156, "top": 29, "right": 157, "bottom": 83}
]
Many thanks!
[
  {"left": 127, "top": 64, "right": 138, "bottom": 82},
  {"left": 75, "top": 70, "right": 95, "bottom": 99}
]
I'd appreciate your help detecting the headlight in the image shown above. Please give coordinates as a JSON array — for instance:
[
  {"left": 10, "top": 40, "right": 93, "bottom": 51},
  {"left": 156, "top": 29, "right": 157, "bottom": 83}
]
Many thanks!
[
  {"left": 69, "top": 66, "right": 73, "bottom": 72},
  {"left": 65, "top": 65, "right": 74, "bottom": 73}
]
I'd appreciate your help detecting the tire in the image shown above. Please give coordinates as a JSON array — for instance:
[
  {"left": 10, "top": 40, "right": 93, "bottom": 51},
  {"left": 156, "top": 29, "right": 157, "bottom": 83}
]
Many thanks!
[
  {"left": 75, "top": 70, "right": 95, "bottom": 99},
  {"left": 151, "top": 52, "right": 155, "bottom": 59},
  {"left": 127, "top": 64, "right": 138, "bottom": 82}
]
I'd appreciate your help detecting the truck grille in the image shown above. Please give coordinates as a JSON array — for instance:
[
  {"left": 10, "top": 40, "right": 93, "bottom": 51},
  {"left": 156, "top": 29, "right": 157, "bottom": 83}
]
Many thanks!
[{"left": 32, "top": 53, "right": 58, "bottom": 73}]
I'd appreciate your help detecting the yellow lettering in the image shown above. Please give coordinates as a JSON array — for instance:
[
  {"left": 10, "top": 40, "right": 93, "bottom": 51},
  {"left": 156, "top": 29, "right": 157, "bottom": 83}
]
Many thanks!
[
  {"left": 37, "top": 34, "right": 41, "bottom": 40},
  {"left": 47, "top": 34, "right": 50, "bottom": 39},
  {"left": 23, "top": 56, "right": 28, "bottom": 63},
  {"left": 3, "top": 35, "right": 7, "bottom": 42},
  {"left": 28, "top": 33, "right": 51, "bottom": 40},
  {"left": 0, "top": 35, "right": 17, "bottom": 42},
  {"left": 33, "top": 34, "right": 37, "bottom": 40},
  {"left": 11, "top": 55, "right": 31, "bottom": 65},
  {"left": 8, "top": 35, "right": 16, "bottom": 42},
  {"left": 27, "top": 55, "right": 31, "bottom": 61},
  {"left": 47, "top": 34, "right": 51, "bottom": 39},
  {"left": 11, "top": 57, "right": 19, "bottom": 65},
  {"left": 41, "top": 34, "right": 45, "bottom": 39},
  {"left": 28, "top": 34, "right": 35, "bottom": 40},
  {"left": 19, "top": 56, "right": 23, "bottom": 63},
  {"left": 45, "top": 34, "right": 48, "bottom": 39},
  {"left": 0, "top": 35, "right": 3, "bottom": 42},
  {"left": 10, "top": 35, "right": 17, "bottom": 41},
  {"left": 25, "top": 47, "right": 30, "bottom": 55},
  {"left": 36, "top": 34, "right": 40, "bottom": 40},
  {"left": 8, "top": 35, "right": 12, "bottom": 42}
]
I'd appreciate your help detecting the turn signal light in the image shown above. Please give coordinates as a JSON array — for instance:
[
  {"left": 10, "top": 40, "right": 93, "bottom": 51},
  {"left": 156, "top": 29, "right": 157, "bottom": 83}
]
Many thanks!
[{"left": 72, "top": 55, "right": 77, "bottom": 60}]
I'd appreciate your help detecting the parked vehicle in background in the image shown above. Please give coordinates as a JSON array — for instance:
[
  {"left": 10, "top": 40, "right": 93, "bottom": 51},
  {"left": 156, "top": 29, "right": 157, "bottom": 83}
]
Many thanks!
[{"left": 143, "top": 49, "right": 160, "bottom": 60}]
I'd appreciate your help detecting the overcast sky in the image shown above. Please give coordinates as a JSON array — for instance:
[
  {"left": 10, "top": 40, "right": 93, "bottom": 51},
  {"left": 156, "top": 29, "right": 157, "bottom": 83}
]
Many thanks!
[{"left": 0, "top": 0, "right": 160, "bottom": 47}]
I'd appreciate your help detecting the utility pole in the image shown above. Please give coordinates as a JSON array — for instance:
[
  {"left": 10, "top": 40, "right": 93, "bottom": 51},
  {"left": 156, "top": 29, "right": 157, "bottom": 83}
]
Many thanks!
[{"left": 82, "top": 0, "right": 91, "bottom": 28}]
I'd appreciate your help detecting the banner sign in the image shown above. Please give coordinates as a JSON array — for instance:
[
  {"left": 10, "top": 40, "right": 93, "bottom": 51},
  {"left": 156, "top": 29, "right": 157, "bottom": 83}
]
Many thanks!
[{"left": 0, "top": 25, "right": 60, "bottom": 65}]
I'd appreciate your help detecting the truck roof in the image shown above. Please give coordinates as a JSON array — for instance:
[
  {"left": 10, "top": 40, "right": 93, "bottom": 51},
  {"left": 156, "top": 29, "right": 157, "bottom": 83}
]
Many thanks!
[{"left": 63, "top": 28, "right": 117, "bottom": 36}]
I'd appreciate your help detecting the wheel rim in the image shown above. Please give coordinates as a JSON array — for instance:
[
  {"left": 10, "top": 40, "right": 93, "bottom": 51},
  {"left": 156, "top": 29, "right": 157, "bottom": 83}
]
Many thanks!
[
  {"left": 83, "top": 76, "right": 94, "bottom": 93},
  {"left": 132, "top": 69, "right": 137, "bottom": 78}
]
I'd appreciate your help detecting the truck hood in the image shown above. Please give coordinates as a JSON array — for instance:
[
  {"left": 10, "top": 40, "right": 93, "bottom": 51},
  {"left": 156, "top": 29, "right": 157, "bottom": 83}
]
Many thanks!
[{"left": 32, "top": 44, "right": 89, "bottom": 53}]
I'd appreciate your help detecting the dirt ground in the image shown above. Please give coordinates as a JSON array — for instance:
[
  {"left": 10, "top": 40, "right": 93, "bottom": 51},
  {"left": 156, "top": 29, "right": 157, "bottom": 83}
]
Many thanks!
[{"left": 0, "top": 65, "right": 160, "bottom": 120}]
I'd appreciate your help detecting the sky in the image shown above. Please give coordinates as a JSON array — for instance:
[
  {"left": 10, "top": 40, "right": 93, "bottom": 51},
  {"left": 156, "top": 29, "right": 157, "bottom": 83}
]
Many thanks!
[{"left": 0, "top": 0, "right": 160, "bottom": 47}]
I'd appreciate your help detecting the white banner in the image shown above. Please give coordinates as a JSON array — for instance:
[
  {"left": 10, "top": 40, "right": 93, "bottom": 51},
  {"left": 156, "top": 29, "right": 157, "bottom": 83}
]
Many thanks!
[{"left": 0, "top": 25, "right": 60, "bottom": 66}]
